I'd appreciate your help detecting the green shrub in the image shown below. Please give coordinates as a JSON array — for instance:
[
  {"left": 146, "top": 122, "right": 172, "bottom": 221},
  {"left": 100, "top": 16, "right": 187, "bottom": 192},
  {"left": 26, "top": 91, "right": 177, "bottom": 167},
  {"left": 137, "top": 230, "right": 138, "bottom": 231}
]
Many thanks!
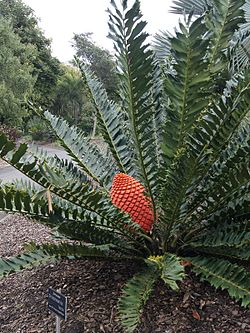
[
  {"left": 26, "top": 116, "right": 54, "bottom": 142},
  {"left": 0, "top": 124, "right": 20, "bottom": 141}
]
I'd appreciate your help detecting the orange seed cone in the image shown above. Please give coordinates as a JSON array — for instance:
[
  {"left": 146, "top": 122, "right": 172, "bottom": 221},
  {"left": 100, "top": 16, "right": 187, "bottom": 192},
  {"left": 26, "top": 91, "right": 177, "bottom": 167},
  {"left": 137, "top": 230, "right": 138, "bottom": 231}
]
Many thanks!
[{"left": 110, "top": 173, "right": 154, "bottom": 232}]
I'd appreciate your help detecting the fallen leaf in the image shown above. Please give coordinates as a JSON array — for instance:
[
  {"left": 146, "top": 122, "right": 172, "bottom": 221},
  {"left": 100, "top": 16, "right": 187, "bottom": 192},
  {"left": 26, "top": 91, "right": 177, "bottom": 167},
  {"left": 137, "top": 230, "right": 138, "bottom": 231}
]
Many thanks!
[
  {"left": 181, "top": 260, "right": 192, "bottom": 267},
  {"left": 192, "top": 310, "right": 201, "bottom": 320}
]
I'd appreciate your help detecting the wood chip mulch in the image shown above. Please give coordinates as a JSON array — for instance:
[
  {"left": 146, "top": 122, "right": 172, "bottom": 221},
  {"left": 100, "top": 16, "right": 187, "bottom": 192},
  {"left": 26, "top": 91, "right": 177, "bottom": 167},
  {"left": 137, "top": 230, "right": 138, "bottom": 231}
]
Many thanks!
[
  {"left": 0, "top": 215, "right": 53, "bottom": 258},
  {"left": 0, "top": 214, "right": 250, "bottom": 333}
]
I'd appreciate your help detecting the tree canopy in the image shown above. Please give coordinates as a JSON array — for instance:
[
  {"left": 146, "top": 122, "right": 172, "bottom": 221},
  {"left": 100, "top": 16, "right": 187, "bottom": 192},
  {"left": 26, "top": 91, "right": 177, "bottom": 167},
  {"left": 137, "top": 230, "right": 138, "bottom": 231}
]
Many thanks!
[
  {"left": 72, "top": 33, "right": 118, "bottom": 99},
  {"left": 51, "top": 64, "right": 95, "bottom": 134},
  {"left": 0, "top": 0, "right": 62, "bottom": 109},
  {"left": 0, "top": 17, "right": 35, "bottom": 126}
]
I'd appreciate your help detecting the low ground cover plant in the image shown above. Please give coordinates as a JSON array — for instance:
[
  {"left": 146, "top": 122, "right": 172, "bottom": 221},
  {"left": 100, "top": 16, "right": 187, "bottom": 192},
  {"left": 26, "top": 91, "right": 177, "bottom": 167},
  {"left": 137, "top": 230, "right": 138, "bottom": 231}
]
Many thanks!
[{"left": 0, "top": 0, "right": 249, "bottom": 331}]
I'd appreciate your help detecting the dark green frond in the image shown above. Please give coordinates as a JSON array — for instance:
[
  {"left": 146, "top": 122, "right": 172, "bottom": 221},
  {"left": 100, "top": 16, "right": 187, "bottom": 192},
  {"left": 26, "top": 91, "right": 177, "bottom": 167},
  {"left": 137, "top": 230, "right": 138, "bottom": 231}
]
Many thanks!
[
  {"left": 0, "top": 133, "right": 25, "bottom": 160},
  {"left": 4, "top": 178, "right": 99, "bottom": 225},
  {"left": 27, "top": 145, "right": 91, "bottom": 190},
  {"left": 170, "top": 0, "right": 207, "bottom": 15},
  {"left": 208, "top": 0, "right": 245, "bottom": 53},
  {"left": 1, "top": 181, "right": 145, "bottom": 245},
  {"left": 188, "top": 256, "right": 250, "bottom": 307},
  {"left": 182, "top": 165, "right": 250, "bottom": 229},
  {"left": 33, "top": 242, "right": 111, "bottom": 259},
  {"left": 146, "top": 253, "right": 185, "bottom": 291},
  {"left": 230, "top": 32, "right": 250, "bottom": 72},
  {"left": 0, "top": 139, "right": 106, "bottom": 215},
  {"left": 0, "top": 180, "right": 144, "bottom": 255},
  {"left": 189, "top": 244, "right": 250, "bottom": 261},
  {"left": 161, "top": 16, "right": 210, "bottom": 168},
  {"left": 158, "top": 16, "right": 213, "bottom": 242},
  {"left": 0, "top": 136, "right": 148, "bottom": 243},
  {"left": 188, "top": 224, "right": 250, "bottom": 260},
  {"left": 243, "top": 0, "right": 250, "bottom": 29},
  {"left": 0, "top": 250, "right": 57, "bottom": 278},
  {"left": 54, "top": 219, "right": 138, "bottom": 253},
  {"left": 182, "top": 84, "right": 250, "bottom": 228},
  {"left": 0, "top": 242, "right": 123, "bottom": 279},
  {"left": 118, "top": 264, "right": 159, "bottom": 333},
  {"left": 0, "top": 183, "right": 100, "bottom": 236},
  {"left": 171, "top": 0, "right": 246, "bottom": 61},
  {"left": 77, "top": 62, "right": 135, "bottom": 176},
  {"left": 162, "top": 1, "right": 248, "bottom": 176},
  {"left": 0, "top": 184, "right": 49, "bottom": 216},
  {"left": 171, "top": 0, "right": 250, "bottom": 72},
  {"left": 160, "top": 254, "right": 185, "bottom": 290},
  {"left": 43, "top": 111, "right": 116, "bottom": 188},
  {"left": 151, "top": 63, "right": 168, "bottom": 171},
  {"left": 190, "top": 75, "right": 250, "bottom": 161},
  {"left": 152, "top": 30, "right": 172, "bottom": 63},
  {"left": 31, "top": 242, "right": 144, "bottom": 262},
  {"left": 108, "top": 0, "right": 160, "bottom": 205}
]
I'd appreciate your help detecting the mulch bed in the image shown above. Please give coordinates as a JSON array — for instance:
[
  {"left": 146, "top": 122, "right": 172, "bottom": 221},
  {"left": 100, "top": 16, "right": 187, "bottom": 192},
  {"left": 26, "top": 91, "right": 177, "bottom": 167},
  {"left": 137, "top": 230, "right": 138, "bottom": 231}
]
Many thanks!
[{"left": 0, "top": 215, "right": 250, "bottom": 333}]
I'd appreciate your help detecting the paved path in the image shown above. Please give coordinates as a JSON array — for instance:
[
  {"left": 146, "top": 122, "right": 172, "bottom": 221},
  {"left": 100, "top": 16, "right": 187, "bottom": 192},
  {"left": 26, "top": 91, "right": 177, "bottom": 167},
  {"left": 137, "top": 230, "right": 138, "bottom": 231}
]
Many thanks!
[
  {"left": 0, "top": 145, "right": 69, "bottom": 183},
  {"left": 0, "top": 212, "right": 7, "bottom": 220},
  {"left": 0, "top": 145, "right": 70, "bottom": 220}
]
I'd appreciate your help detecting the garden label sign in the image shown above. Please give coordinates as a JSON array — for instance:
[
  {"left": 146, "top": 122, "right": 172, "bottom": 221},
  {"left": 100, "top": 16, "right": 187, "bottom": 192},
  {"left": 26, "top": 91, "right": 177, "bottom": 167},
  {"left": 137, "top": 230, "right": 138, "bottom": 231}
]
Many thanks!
[{"left": 48, "top": 288, "right": 67, "bottom": 332}]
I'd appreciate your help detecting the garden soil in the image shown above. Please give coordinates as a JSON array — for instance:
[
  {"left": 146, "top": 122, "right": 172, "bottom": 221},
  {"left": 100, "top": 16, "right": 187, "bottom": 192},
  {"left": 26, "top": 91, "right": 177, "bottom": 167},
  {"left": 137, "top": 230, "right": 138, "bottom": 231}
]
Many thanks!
[{"left": 0, "top": 215, "right": 249, "bottom": 333}]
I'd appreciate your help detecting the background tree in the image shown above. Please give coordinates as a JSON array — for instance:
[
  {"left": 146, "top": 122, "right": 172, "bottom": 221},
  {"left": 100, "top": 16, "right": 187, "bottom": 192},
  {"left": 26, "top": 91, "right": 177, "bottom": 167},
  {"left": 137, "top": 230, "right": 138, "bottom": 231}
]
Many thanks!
[
  {"left": 0, "top": 17, "right": 35, "bottom": 127},
  {"left": 72, "top": 33, "right": 118, "bottom": 137},
  {"left": 0, "top": 0, "right": 62, "bottom": 109},
  {"left": 72, "top": 33, "right": 118, "bottom": 99},
  {"left": 51, "top": 64, "right": 95, "bottom": 135}
]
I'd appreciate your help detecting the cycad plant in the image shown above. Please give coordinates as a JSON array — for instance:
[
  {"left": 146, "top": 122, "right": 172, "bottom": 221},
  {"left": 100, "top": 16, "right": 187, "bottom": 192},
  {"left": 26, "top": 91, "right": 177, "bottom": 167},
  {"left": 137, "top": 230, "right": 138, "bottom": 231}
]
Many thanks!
[{"left": 0, "top": 0, "right": 250, "bottom": 332}]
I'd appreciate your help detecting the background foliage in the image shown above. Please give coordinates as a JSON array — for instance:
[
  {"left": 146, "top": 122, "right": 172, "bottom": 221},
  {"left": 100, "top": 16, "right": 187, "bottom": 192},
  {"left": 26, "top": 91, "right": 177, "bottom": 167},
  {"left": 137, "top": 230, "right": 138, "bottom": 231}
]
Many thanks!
[
  {"left": 72, "top": 32, "right": 118, "bottom": 99},
  {"left": 0, "top": 0, "right": 62, "bottom": 109},
  {"left": 0, "top": 17, "right": 35, "bottom": 127},
  {"left": 0, "top": 0, "right": 117, "bottom": 139},
  {"left": 51, "top": 64, "right": 95, "bottom": 135}
]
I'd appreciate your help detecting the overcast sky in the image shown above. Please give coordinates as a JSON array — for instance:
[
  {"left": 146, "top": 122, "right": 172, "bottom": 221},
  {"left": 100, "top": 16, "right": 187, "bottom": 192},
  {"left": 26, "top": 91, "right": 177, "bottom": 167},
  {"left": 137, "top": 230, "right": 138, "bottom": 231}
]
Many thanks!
[{"left": 22, "top": 0, "right": 179, "bottom": 63}]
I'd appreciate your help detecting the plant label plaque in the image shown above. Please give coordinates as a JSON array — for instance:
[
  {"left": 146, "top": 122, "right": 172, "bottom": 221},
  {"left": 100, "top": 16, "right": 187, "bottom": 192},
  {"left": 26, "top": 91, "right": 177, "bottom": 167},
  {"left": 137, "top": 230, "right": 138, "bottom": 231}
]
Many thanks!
[{"left": 48, "top": 288, "right": 67, "bottom": 321}]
